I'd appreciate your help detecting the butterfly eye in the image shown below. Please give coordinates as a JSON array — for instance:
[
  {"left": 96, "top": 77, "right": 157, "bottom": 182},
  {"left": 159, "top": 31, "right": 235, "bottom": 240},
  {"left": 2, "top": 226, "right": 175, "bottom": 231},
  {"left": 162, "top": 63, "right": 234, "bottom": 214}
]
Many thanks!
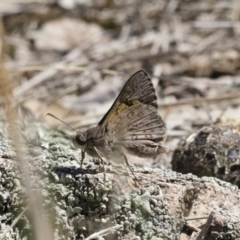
[{"left": 75, "top": 135, "right": 86, "bottom": 146}]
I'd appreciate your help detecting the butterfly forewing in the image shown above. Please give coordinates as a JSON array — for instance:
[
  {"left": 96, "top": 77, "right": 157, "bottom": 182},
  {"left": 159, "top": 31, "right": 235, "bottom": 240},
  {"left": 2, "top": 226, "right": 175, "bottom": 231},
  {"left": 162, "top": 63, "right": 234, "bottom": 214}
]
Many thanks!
[
  {"left": 97, "top": 70, "right": 158, "bottom": 136},
  {"left": 117, "top": 70, "right": 158, "bottom": 108}
]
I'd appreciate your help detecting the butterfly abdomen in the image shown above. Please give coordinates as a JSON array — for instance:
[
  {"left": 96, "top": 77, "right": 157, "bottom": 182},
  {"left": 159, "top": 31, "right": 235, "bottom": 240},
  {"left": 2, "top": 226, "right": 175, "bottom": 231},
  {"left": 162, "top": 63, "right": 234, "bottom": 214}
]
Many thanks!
[{"left": 124, "top": 141, "right": 165, "bottom": 158}]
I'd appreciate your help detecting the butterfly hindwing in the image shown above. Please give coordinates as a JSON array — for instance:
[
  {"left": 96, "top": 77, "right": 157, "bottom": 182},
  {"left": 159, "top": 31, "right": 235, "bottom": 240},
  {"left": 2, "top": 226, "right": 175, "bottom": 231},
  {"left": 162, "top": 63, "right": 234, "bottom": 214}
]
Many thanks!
[
  {"left": 107, "top": 103, "right": 166, "bottom": 157},
  {"left": 107, "top": 103, "right": 166, "bottom": 141}
]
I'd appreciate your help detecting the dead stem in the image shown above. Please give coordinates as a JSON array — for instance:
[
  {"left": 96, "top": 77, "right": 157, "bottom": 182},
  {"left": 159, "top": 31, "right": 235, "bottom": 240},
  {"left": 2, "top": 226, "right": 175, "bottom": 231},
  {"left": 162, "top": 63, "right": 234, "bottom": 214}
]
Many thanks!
[{"left": 0, "top": 20, "right": 53, "bottom": 240}]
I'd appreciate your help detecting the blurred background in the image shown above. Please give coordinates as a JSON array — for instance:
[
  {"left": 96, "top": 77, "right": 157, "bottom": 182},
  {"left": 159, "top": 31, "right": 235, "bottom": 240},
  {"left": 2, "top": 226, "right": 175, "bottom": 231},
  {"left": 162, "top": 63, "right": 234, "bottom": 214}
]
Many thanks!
[{"left": 1, "top": 0, "right": 240, "bottom": 167}]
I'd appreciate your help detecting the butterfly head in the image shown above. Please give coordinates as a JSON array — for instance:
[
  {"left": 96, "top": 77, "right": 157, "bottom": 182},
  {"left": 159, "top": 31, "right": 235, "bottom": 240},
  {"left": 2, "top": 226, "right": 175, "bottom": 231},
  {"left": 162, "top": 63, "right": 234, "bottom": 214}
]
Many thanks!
[{"left": 72, "top": 131, "right": 87, "bottom": 150}]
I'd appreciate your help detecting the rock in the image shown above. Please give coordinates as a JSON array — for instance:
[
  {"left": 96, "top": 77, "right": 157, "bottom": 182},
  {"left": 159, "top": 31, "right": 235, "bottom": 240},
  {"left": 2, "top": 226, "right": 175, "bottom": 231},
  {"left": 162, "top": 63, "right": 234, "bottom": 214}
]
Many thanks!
[{"left": 172, "top": 125, "right": 240, "bottom": 188}]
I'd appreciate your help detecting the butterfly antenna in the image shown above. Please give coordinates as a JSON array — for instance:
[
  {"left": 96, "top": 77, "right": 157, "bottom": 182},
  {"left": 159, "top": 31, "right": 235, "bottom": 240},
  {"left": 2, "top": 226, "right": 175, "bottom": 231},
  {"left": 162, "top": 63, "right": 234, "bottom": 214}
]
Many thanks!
[{"left": 46, "top": 113, "right": 77, "bottom": 132}]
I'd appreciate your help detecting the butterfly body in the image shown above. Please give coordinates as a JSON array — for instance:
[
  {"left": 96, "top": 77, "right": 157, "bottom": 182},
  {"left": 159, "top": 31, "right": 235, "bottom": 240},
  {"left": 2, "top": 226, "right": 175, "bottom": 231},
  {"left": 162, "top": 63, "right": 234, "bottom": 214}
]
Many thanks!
[{"left": 72, "top": 70, "right": 167, "bottom": 169}]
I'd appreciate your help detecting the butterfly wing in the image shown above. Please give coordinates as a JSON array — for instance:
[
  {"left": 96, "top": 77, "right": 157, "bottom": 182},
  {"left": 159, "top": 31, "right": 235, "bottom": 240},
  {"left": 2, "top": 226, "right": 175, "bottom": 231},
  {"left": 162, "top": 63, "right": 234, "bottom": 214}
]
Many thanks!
[
  {"left": 107, "top": 103, "right": 167, "bottom": 157},
  {"left": 97, "top": 70, "right": 158, "bottom": 136}
]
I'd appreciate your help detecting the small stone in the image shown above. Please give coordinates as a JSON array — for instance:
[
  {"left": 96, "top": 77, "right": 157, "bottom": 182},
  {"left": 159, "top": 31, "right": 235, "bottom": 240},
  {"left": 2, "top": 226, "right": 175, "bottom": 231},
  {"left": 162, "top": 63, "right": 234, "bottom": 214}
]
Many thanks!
[
  {"left": 66, "top": 206, "right": 73, "bottom": 217},
  {"left": 73, "top": 207, "right": 82, "bottom": 214}
]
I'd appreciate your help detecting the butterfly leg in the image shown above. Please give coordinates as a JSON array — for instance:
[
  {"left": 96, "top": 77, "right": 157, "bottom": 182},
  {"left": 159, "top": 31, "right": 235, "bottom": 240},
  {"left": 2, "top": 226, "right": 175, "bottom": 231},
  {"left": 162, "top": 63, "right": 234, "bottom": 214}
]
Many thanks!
[
  {"left": 123, "top": 155, "right": 139, "bottom": 183},
  {"left": 80, "top": 150, "right": 85, "bottom": 168},
  {"left": 94, "top": 146, "right": 106, "bottom": 180}
]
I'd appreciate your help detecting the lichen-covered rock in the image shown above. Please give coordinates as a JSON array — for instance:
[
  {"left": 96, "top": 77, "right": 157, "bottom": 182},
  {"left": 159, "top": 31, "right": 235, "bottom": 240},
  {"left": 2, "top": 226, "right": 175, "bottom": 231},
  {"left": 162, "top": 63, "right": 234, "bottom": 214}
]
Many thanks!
[
  {"left": 172, "top": 125, "right": 240, "bottom": 188},
  {"left": 0, "top": 120, "right": 240, "bottom": 239}
]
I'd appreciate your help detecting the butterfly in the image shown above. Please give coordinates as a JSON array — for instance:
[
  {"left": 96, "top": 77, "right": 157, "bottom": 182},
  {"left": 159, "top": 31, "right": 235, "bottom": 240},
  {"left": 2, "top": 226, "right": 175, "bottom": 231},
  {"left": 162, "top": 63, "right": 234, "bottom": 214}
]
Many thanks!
[{"left": 70, "top": 70, "right": 167, "bottom": 180}]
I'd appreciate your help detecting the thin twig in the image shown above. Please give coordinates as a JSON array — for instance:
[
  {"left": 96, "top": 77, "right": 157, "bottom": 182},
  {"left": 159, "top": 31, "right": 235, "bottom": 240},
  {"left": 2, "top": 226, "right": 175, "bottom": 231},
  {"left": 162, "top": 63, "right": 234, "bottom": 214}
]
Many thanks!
[
  {"left": 185, "top": 215, "right": 209, "bottom": 221},
  {"left": 158, "top": 92, "right": 240, "bottom": 108},
  {"left": 185, "top": 223, "right": 201, "bottom": 232},
  {"left": 10, "top": 206, "right": 29, "bottom": 228},
  {"left": 193, "top": 21, "right": 240, "bottom": 29},
  {"left": 0, "top": 206, "right": 28, "bottom": 240},
  {"left": 14, "top": 46, "right": 84, "bottom": 98},
  {"left": 10, "top": 65, "right": 87, "bottom": 73},
  {"left": 9, "top": 65, "right": 118, "bottom": 76},
  {"left": 84, "top": 225, "right": 122, "bottom": 240}
]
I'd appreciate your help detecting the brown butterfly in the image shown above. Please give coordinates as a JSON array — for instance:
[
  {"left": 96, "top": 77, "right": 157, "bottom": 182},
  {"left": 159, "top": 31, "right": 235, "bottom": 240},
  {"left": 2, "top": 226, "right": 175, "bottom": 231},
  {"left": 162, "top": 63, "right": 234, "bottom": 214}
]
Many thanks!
[{"left": 48, "top": 70, "right": 167, "bottom": 180}]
